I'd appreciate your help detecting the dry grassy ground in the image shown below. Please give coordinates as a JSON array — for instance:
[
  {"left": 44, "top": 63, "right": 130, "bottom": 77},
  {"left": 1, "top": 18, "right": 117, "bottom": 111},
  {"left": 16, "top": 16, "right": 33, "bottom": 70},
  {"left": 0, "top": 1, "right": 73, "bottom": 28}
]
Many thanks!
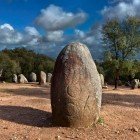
[{"left": 0, "top": 83, "right": 140, "bottom": 140}]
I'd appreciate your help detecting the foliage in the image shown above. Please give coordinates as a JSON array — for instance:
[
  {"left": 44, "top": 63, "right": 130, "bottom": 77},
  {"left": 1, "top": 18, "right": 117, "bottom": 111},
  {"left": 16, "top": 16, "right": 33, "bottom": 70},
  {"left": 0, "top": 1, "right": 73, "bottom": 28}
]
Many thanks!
[
  {"left": 97, "top": 117, "right": 104, "bottom": 125},
  {"left": 97, "top": 59, "right": 140, "bottom": 85},
  {"left": 0, "top": 48, "right": 55, "bottom": 82},
  {"left": 102, "top": 17, "right": 140, "bottom": 60},
  {"left": 0, "top": 52, "right": 21, "bottom": 81},
  {"left": 102, "top": 17, "right": 140, "bottom": 88}
]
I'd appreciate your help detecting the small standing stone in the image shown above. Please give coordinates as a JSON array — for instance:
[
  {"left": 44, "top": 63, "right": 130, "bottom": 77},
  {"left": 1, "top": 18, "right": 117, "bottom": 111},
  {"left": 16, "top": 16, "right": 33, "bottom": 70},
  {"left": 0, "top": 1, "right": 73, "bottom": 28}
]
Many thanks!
[
  {"left": 47, "top": 73, "right": 52, "bottom": 83},
  {"left": 18, "top": 74, "right": 28, "bottom": 83},
  {"left": 13, "top": 74, "right": 18, "bottom": 83},
  {"left": 39, "top": 71, "right": 46, "bottom": 85},
  {"left": 131, "top": 79, "right": 139, "bottom": 89},
  {"left": 29, "top": 72, "right": 37, "bottom": 82}
]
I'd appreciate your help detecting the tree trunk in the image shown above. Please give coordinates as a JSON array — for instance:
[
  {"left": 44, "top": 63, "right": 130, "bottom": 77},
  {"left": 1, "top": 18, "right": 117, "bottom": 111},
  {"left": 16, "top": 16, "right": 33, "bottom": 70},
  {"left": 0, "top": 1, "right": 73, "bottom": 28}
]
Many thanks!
[{"left": 114, "top": 68, "right": 119, "bottom": 89}]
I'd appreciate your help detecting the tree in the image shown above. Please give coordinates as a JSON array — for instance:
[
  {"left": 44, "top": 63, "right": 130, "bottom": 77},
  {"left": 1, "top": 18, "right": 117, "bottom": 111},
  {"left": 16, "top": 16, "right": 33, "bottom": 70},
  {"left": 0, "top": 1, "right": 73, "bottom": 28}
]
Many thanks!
[
  {"left": 0, "top": 48, "right": 55, "bottom": 82},
  {"left": 102, "top": 17, "right": 140, "bottom": 89},
  {"left": 0, "top": 52, "right": 21, "bottom": 82}
]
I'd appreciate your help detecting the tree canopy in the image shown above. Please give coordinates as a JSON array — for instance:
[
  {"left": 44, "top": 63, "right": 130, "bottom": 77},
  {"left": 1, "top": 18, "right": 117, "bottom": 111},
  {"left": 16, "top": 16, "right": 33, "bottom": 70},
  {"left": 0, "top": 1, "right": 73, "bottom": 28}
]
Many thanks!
[
  {"left": 101, "top": 17, "right": 140, "bottom": 88},
  {"left": 102, "top": 17, "right": 140, "bottom": 60},
  {"left": 0, "top": 48, "right": 55, "bottom": 82}
]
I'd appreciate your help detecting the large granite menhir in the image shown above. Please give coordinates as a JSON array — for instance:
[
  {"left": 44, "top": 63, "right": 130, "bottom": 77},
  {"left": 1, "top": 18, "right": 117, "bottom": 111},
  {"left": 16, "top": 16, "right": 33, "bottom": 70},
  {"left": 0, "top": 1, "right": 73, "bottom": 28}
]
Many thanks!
[{"left": 51, "top": 42, "right": 102, "bottom": 128}]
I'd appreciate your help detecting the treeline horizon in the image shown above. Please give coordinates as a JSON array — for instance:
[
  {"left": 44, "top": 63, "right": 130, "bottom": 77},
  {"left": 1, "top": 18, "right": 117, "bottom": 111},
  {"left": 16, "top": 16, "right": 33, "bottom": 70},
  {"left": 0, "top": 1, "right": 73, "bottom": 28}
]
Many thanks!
[
  {"left": 0, "top": 16, "right": 140, "bottom": 86},
  {"left": 0, "top": 47, "right": 55, "bottom": 82}
]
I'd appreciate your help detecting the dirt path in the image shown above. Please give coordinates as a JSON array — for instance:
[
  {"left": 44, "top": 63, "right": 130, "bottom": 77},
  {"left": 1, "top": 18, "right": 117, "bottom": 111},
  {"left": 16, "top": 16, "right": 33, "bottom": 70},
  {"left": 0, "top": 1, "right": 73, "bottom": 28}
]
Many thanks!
[{"left": 0, "top": 83, "right": 140, "bottom": 140}]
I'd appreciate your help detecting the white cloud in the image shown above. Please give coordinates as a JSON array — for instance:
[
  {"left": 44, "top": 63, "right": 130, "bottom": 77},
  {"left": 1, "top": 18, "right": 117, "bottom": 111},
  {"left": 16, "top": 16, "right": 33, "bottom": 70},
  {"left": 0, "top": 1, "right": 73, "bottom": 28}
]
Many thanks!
[
  {"left": 25, "top": 38, "right": 39, "bottom": 46},
  {"left": 36, "top": 4, "right": 87, "bottom": 31},
  {"left": 72, "top": 26, "right": 103, "bottom": 59},
  {"left": 0, "top": 23, "right": 104, "bottom": 59},
  {"left": 23, "top": 27, "right": 40, "bottom": 46},
  {"left": 0, "top": 23, "right": 14, "bottom": 31},
  {"left": 46, "top": 30, "right": 64, "bottom": 42},
  {"left": 0, "top": 23, "right": 41, "bottom": 48},
  {"left": 0, "top": 23, "right": 23, "bottom": 45},
  {"left": 102, "top": 0, "right": 140, "bottom": 19},
  {"left": 25, "top": 26, "right": 40, "bottom": 36},
  {"left": 75, "top": 24, "right": 102, "bottom": 46}
]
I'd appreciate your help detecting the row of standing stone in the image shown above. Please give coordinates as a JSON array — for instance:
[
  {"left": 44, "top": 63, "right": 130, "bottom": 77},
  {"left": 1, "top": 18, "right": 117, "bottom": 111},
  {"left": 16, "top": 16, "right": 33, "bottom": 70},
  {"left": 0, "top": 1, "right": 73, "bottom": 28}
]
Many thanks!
[
  {"left": 13, "top": 71, "right": 52, "bottom": 84},
  {"left": 99, "top": 73, "right": 140, "bottom": 89}
]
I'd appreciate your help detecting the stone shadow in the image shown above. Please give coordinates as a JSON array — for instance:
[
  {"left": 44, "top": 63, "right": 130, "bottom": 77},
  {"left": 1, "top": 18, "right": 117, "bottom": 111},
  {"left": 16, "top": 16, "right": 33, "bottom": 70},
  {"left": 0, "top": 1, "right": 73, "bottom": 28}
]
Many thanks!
[
  {"left": 1, "top": 86, "right": 50, "bottom": 99},
  {"left": 0, "top": 105, "right": 52, "bottom": 127},
  {"left": 102, "top": 92, "right": 140, "bottom": 108}
]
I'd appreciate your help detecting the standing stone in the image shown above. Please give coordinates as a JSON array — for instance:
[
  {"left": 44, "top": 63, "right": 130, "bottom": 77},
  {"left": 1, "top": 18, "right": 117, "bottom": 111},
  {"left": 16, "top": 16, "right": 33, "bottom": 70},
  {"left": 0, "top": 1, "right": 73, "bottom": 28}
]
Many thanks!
[
  {"left": 18, "top": 74, "right": 28, "bottom": 83},
  {"left": 131, "top": 79, "right": 139, "bottom": 89},
  {"left": 13, "top": 74, "right": 18, "bottom": 83},
  {"left": 99, "top": 74, "right": 104, "bottom": 87},
  {"left": 29, "top": 72, "right": 37, "bottom": 82},
  {"left": 51, "top": 42, "right": 102, "bottom": 128},
  {"left": 47, "top": 73, "right": 52, "bottom": 83},
  {"left": 39, "top": 71, "right": 46, "bottom": 85}
]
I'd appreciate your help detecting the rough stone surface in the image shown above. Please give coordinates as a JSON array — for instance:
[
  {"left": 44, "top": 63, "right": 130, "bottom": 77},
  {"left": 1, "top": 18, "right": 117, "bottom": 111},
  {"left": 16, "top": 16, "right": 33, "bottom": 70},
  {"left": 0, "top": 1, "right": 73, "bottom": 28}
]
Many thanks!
[
  {"left": 18, "top": 74, "right": 28, "bottom": 83},
  {"left": 13, "top": 74, "right": 18, "bottom": 83},
  {"left": 29, "top": 72, "right": 37, "bottom": 82},
  {"left": 39, "top": 71, "right": 46, "bottom": 85},
  {"left": 99, "top": 74, "right": 104, "bottom": 87},
  {"left": 51, "top": 42, "right": 102, "bottom": 128},
  {"left": 131, "top": 79, "right": 139, "bottom": 89},
  {"left": 47, "top": 73, "right": 52, "bottom": 83}
]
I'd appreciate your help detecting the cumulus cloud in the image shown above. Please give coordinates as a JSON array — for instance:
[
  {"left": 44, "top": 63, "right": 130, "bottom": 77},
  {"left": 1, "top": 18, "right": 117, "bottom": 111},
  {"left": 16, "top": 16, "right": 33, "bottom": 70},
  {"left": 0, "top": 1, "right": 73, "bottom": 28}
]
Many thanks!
[
  {"left": 102, "top": 0, "right": 140, "bottom": 19},
  {"left": 0, "top": 23, "right": 104, "bottom": 59},
  {"left": 73, "top": 25, "right": 103, "bottom": 59},
  {"left": 0, "top": 23, "right": 65, "bottom": 57},
  {"left": 0, "top": 4, "right": 103, "bottom": 60},
  {"left": 25, "top": 26, "right": 40, "bottom": 36},
  {"left": 75, "top": 24, "right": 102, "bottom": 46},
  {"left": 23, "top": 27, "right": 40, "bottom": 46},
  {"left": 0, "top": 23, "right": 14, "bottom": 31},
  {"left": 46, "top": 30, "right": 64, "bottom": 42},
  {"left": 0, "top": 23, "right": 41, "bottom": 49},
  {"left": 36, "top": 4, "right": 87, "bottom": 31},
  {"left": 0, "top": 23, "right": 23, "bottom": 45},
  {"left": 0, "top": 5, "right": 90, "bottom": 58}
]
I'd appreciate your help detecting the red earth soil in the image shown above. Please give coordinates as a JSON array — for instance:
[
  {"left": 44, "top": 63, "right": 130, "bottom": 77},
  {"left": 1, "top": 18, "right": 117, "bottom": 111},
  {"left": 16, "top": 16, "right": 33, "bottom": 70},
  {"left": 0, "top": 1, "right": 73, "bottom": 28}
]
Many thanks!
[{"left": 0, "top": 83, "right": 140, "bottom": 140}]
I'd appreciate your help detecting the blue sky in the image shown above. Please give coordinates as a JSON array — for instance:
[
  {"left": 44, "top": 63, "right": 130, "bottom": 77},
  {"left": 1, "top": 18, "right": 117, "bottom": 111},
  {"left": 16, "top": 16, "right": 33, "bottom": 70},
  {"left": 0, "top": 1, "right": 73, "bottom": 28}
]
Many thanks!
[
  {"left": 0, "top": 0, "right": 140, "bottom": 59},
  {"left": 0, "top": 0, "right": 106, "bottom": 30}
]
